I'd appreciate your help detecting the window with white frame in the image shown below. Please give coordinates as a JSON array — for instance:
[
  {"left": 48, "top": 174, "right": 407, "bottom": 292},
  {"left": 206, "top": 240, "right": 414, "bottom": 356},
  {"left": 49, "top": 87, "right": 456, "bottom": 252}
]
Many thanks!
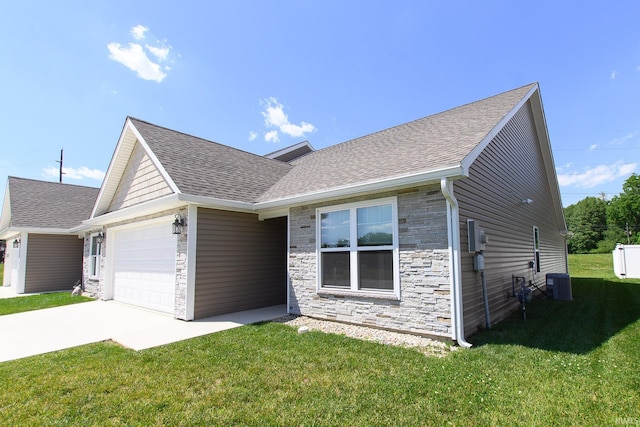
[
  {"left": 318, "top": 198, "right": 399, "bottom": 294},
  {"left": 533, "top": 226, "right": 541, "bottom": 273},
  {"left": 89, "top": 233, "right": 102, "bottom": 278}
]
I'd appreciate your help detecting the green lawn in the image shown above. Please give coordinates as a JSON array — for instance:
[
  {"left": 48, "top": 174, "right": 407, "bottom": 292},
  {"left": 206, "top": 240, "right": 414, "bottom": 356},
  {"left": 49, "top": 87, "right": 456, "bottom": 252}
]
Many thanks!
[
  {"left": 0, "top": 292, "right": 93, "bottom": 316},
  {"left": 0, "top": 262, "right": 92, "bottom": 315},
  {"left": 0, "top": 254, "right": 638, "bottom": 425}
]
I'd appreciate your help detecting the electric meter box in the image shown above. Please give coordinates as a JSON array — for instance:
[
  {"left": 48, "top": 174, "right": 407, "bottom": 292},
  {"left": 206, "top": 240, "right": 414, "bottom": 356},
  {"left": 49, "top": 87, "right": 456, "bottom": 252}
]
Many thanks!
[{"left": 467, "top": 219, "right": 487, "bottom": 253}]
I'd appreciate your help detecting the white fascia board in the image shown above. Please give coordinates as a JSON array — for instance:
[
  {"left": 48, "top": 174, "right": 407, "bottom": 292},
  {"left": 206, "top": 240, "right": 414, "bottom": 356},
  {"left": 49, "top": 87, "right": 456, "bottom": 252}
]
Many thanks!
[
  {"left": 0, "top": 228, "right": 20, "bottom": 240},
  {"left": 83, "top": 193, "right": 185, "bottom": 227},
  {"left": 176, "top": 194, "right": 255, "bottom": 213},
  {"left": 528, "top": 87, "right": 567, "bottom": 232},
  {"left": 69, "top": 222, "right": 101, "bottom": 235},
  {"left": 255, "top": 165, "right": 466, "bottom": 210},
  {"left": 258, "top": 208, "right": 289, "bottom": 221},
  {"left": 460, "top": 84, "right": 538, "bottom": 173},
  {"left": 90, "top": 118, "right": 181, "bottom": 219},
  {"left": 91, "top": 119, "right": 139, "bottom": 218},
  {"left": 82, "top": 165, "right": 465, "bottom": 224},
  {"left": 0, "top": 180, "right": 11, "bottom": 231},
  {"left": 0, "top": 227, "right": 73, "bottom": 239}
]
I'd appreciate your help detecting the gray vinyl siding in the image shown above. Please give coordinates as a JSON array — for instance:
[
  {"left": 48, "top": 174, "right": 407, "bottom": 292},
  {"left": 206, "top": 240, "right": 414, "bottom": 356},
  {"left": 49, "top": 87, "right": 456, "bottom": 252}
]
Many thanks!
[
  {"left": 24, "top": 234, "right": 84, "bottom": 293},
  {"left": 194, "top": 208, "right": 287, "bottom": 319},
  {"left": 454, "top": 101, "right": 567, "bottom": 336}
]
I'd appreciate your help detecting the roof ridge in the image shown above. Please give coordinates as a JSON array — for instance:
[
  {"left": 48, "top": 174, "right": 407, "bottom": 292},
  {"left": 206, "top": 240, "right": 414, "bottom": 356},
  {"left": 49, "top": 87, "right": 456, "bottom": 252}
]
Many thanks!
[
  {"left": 8, "top": 176, "right": 100, "bottom": 190},
  {"left": 296, "top": 82, "right": 537, "bottom": 159},
  {"left": 127, "top": 116, "right": 290, "bottom": 165}
]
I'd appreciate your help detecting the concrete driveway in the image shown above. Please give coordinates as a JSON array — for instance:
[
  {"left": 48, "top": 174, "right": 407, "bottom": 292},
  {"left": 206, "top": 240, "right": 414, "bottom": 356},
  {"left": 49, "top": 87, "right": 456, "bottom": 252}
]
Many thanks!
[{"left": 0, "top": 300, "right": 286, "bottom": 362}]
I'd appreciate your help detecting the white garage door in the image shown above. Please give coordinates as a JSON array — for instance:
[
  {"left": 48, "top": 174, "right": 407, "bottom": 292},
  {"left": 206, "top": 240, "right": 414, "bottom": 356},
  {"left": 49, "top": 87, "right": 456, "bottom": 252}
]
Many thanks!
[{"left": 112, "top": 221, "right": 176, "bottom": 314}]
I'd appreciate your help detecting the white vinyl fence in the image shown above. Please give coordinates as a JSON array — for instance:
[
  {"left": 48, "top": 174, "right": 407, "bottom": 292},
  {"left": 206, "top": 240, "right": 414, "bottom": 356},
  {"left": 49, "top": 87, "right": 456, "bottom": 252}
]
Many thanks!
[{"left": 613, "top": 244, "right": 640, "bottom": 279}]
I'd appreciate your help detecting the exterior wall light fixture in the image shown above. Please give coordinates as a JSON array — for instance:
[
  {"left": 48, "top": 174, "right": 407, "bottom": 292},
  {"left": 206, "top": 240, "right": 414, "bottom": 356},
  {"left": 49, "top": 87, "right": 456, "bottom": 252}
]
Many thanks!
[
  {"left": 13, "top": 238, "right": 20, "bottom": 248},
  {"left": 172, "top": 214, "right": 185, "bottom": 235}
]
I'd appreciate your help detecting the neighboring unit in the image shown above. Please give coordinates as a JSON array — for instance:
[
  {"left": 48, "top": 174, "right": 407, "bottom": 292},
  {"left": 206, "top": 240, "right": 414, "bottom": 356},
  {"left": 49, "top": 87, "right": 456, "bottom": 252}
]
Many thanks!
[
  {"left": 0, "top": 177, "right": 99, "bottom": 293},
  {"left": 77, "top": 82, "right": 567, "bottom": 345}
]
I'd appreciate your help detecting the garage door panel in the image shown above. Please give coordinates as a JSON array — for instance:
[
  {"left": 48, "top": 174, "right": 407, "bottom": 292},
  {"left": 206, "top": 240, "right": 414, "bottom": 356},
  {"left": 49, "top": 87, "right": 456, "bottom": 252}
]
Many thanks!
[{"left": 112, "top": 221, "right": 176, "bottom": 314}]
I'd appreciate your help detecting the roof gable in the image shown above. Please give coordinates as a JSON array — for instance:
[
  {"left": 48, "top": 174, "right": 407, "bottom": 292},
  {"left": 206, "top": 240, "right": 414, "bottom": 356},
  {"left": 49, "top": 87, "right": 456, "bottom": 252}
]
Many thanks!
[
  {"left": 1, "top": 177, "right": 99, "bottom": 232},
  {"left": 92, "top": 118, "right": 179, "bottom": 217},
  {"left": 92, "top": 117, "right": 294, "bottom": 218},
  {"left": 128, "top": 118, "right": 293, "bottom": 203},
  {"left": 107, "top": 141, "right": 174, "bottom": 212}
]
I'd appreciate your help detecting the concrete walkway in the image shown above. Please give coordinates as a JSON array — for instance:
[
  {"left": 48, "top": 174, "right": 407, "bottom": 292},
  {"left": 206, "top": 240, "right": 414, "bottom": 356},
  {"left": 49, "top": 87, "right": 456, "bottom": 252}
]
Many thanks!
[
  {"left": 0, "top": 286, "right": 37, "bottom": 299},
  {"left": 0, "top": 301, "right": 287, "bottom": 362}
]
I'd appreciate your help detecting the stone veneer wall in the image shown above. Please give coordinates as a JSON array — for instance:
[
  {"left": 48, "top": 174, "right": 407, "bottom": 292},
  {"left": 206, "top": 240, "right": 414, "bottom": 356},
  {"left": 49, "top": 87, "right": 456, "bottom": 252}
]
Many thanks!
[
  {"left": 288, "top": 185, "right": 453, "bottom": 338},
  {"left": 81, "top": 206, "right": 190, "bottom": 320}
]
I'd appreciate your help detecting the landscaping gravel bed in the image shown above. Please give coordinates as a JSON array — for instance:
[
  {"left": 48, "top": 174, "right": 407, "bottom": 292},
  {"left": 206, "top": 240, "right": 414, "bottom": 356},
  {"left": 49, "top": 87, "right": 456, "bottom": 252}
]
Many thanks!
[{"left": 274, "top": 315, "right": 453, "bottom": 357}]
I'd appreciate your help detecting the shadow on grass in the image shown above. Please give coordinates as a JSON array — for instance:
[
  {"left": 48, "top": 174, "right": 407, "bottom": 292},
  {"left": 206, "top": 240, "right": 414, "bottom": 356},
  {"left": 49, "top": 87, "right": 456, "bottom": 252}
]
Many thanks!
[{"left": 470, "top": 277, "right": 640, "bottom": 354}]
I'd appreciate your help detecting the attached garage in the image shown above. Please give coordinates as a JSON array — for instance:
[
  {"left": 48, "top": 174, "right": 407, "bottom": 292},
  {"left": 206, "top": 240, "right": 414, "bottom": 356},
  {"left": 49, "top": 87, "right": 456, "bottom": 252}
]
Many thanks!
[{"left": 109, "top": 219, "right": 177, "bottom": 314}]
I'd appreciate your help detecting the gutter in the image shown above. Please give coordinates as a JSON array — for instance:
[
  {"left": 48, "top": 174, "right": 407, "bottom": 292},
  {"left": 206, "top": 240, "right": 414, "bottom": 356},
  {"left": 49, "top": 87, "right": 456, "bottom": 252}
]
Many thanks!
[
  {"left": 255, "top": 165, "right": 465, "bottom": 210},
  {"left": 0, "top": 226, "right": 74, "bottom": 240},
  {"left": 440, "top": 178, "right": 472, "bottom": 348}
]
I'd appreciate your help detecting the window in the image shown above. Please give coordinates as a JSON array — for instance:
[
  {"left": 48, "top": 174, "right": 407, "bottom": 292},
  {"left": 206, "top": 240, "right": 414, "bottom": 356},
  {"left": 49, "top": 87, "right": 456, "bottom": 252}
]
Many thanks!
[
  {"left": 89, "top": 233, "right": 102, "bottom": 278},
  {"left": 533, "top": 226, "right": 541, "bottom": 273},
  {"left": 318, "top": 198, "right": 399, "bottom": 295}
]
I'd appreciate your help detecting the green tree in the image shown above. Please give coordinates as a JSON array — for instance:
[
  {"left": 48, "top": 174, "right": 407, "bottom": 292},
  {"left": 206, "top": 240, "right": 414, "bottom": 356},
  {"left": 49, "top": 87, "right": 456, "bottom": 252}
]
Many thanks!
[
  {"left": 607, "top": 173, "right": 640, "bottom": 244},
  {"left": 564, "top": 196, "right": 608, "bottom": 253}
]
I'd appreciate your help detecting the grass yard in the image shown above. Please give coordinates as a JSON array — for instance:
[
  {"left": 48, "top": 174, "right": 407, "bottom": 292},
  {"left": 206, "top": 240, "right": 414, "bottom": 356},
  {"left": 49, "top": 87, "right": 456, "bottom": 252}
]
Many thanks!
[
  {"left": 0, "top": 292, "right": 93, "bottom": 316},
  {"left": 0, "top": 262, "right": 92, "bottom": 315},
  {"left": 0, "top": 254, "right": 638, "bottom": 425}
]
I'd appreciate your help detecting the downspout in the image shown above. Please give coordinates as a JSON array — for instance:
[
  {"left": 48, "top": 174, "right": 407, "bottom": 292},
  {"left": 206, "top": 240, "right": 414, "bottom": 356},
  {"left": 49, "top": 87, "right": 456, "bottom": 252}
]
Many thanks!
[{"left": 441, "top": 178, "right": 472, "bottom": 348}]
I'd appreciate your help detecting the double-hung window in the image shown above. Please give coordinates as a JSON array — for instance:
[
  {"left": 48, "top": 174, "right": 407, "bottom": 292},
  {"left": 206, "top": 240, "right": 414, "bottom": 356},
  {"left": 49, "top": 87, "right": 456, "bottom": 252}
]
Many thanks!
[
  {"left": 89, "top": 233, "right": 102, "bottom": 278},
  {"left": 318, "top": 197, "right": 399, "bottom": 296}
]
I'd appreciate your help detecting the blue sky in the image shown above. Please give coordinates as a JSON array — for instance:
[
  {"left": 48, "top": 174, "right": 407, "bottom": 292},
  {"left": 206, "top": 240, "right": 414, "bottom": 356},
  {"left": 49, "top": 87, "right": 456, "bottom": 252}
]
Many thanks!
[{"left": 1, "top": 1, "right": 639, "bottom": 208}]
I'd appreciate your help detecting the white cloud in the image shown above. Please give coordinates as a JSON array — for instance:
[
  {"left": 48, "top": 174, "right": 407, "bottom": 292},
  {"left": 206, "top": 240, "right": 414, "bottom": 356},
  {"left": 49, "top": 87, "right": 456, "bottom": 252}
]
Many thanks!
[
  {"left": 607, "top": 130, "right": 640, "bottom": 145},
  {"left": 280, "top": 121, "right": 316, "bottom": 137},
  {"left": 146, "top": 44, "right": 170, "bottom": 61},
  {"left": 107, "top": 42, "right": 167, "bottom": 82},
  {"left": 265, "top": 130, "right": 280, "bottom": 143},
  {"left": 261, "top": 97, "right": 316, "bottom": 139},
  {"left": 611, "top": 70, "right": 618, "bottom": 80},
  {"left": 108, "top": 25, "right": 175, "bottom": 83},
  {"left": 42, "top": 166, "right": 106, "bottom": 181},
  {"left": 588, "top": 144, "right": 597, "bottom": 150},
  {"left": 131, "top": 25, "right": 148, "bottom": 40},
  {"left": 248, "top": 131, "right": 258, "bottom": 142},
  {"left": 557, "top": 162, "right": 637, "bottom": 188}
]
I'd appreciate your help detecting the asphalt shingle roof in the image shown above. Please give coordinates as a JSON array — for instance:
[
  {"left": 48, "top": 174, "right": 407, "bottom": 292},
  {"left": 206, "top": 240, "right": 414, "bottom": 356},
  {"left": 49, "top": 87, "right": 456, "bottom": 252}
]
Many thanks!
[
  {"left": 6, "top": 177, "right": 99, "bottom": 229},
  {"left": 118, "top": 84, "right": 535, "bottom": 207},
  {"left": 129, "top": 118, "right": 293, "bottom": 203},
  {"left": 258, "top": 83, "right": 536, "bottom": 202}
]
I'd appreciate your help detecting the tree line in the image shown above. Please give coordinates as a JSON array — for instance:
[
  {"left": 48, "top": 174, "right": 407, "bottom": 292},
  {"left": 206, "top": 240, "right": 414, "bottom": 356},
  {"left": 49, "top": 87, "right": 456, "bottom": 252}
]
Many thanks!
[{"left": 564, "top": 174, "right": 640, "bottom": 253}]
